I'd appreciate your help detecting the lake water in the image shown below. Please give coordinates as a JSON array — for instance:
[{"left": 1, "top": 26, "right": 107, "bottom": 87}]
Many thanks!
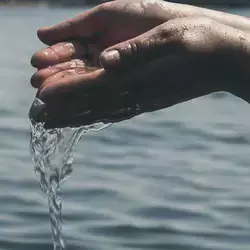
[{"left": 0, "top": 5, "right": 250, "bottom": 250}]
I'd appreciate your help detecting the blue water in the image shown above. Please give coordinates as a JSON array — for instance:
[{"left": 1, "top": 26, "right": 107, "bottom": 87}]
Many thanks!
[{"left": 0, "top": 5, "right": 250, "bottom": 250}]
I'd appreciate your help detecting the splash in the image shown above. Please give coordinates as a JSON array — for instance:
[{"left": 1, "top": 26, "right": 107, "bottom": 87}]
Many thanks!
[{"left": 29, "top": 98, "right": 110, "bottom": 250}]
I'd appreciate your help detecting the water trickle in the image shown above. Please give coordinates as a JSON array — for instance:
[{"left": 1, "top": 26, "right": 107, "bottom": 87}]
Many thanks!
[{"left": 29, "top": 98, "right": 110, "bottom": 250}]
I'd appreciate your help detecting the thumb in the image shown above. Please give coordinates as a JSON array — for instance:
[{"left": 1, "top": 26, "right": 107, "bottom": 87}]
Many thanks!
[{"left": 99, "top": 22, "right": 181, "bottom": 71}]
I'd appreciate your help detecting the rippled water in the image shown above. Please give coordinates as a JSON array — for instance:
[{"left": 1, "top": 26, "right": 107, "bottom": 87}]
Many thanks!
[{"left": 1, "top": 5, "right": 250, "bottom": 250}]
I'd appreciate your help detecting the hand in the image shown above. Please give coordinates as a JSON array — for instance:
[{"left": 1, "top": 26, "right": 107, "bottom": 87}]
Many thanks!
[
  {"left": 31, "top": 0, "right": 172, "bottom": 69},
  {"left": 32, "top": 17, "right": 250, "bottom": 128},
  {"left": 30, "top": 0, "right": 250, "bottom": 70}
]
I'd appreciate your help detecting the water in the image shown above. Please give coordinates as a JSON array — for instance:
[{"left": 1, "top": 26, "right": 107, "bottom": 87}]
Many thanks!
[
  {"left": 1, "top": 5, "right": 250, "bottom": 250},
  {"left": 29, "top": 98, "right": 111, "bottom": 250}
]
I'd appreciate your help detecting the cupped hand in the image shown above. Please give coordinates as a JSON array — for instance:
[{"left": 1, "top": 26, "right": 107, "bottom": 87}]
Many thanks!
[
  {"left": 30, "top": 0, "right": 250, "bottom": 70},
  {"left": 31, "top": 0, "right": 174, "bottom": 69},
  {"left": 32, "top": 17, "right": 250, "bottom": 128}
]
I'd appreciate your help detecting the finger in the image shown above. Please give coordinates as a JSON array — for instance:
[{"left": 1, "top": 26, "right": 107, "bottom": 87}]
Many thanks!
[
  {"left": 31, "top": 59, "right": 95, "bottom": 88},
  {"left": 99, "top": 20, "right": 184, "bottom": 71},
  {"left": 31, "top": 41, "right": 86, "bottom": 69},
  {"left": 37, "top": 5, "right": 107, "bottom": 45}
]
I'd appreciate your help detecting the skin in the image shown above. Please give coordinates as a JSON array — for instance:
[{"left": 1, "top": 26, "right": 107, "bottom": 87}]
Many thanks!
[
  {"left": 31, "top": 0, "right": 250, "bottom": 69},
  {"left": 30, "top": 0, "right": 250, "bottom": 128}
]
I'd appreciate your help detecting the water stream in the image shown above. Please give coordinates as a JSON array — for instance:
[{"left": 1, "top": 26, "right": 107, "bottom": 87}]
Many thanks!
[{"left": 29, "top": 98, "right": 110, "bottom": 250}]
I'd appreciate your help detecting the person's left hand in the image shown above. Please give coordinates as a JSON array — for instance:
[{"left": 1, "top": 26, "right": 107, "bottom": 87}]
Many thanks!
[
  {"left": 31, "top": 17, "right": 250, "bottom": 128},
  {"left": 30, "top": 0, "right": 250, "bottom": 72}
]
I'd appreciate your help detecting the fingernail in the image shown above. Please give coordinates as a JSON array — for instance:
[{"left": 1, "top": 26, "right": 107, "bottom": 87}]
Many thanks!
[{"left": 100, "top": 50, "right": 121, "bottom": 68}]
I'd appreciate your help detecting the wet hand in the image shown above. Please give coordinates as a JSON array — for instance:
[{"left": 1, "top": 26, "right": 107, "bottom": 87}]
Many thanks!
[
  {"left": 31, "top": 17, "right": 250, "bottom": 128},
  {"left": 31, "top": 0, "right": 175, "bottom": 69},
  {"left": 31, "top": 0, "right": 250, "bottom": 70}
]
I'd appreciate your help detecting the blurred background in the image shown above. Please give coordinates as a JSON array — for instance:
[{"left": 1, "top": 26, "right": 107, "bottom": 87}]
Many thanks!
[{"left": 1, "top": 1, "right": 250, "bottom": 250}]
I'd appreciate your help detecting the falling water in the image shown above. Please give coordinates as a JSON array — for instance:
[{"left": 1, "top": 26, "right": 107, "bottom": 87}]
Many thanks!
[{"left": 29, "top": 98, "right": 110, "bottom": 250}]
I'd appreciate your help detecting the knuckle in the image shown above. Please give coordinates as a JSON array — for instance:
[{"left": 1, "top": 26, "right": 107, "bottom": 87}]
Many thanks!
[
  {"left": 157, "top": 22, "right": 179, "bottom": 40},
  {"left": 155, "top": 22, "right": 182, "bottom": 47},
  {"left": 181, "top": 18, "right": 216, "bottom": 51},
  {"left": 127, "top": 41, "right": 139, "bottom": 55},
  {"left": 118, "top": 41, "right": 139, "bottom": 56}
]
